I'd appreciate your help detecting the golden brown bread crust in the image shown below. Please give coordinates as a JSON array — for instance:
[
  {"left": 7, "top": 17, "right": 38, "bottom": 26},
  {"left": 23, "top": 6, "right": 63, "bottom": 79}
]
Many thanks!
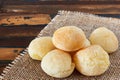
[
  {"left": 89, "top": 27, "right": 118, "bottom": 53},
  {"left": 73, "top": 45, "right": 110, "bottom": 76},
  {"left": 52, "top": 26, "right": 86, "bottom": 52},
  {"left": 28, "top": 37, "right": 55, "bottom": 60},
  {"left": 41, "top": 49, "right": 75, "bottom": 78}
]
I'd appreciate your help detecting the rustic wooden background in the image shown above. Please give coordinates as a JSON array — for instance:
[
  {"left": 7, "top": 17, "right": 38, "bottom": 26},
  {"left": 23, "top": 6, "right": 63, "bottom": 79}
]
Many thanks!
[{"left": 0, "top": 0, "right": 120, "bottom": 74}]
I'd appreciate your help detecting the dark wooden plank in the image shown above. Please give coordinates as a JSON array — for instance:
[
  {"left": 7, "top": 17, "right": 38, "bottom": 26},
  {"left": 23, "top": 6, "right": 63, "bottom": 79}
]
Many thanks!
[
  {"left": 0, "top": 36, "right": 34, "bottom": 47},
  {"left": 0, "top": 25, "right": 45, "bottom": 47},
  {"left": 3, "top": 0, "right": 120, "bottom": 5},
  {"left": 0, "top": 25, "right": 45, "bottom": 37},
  {"left": 2, "top": 4, "right": 120, "bottom": 14},
  {"left": 0, "top": 60, "right": 12, "bottom": 65}
]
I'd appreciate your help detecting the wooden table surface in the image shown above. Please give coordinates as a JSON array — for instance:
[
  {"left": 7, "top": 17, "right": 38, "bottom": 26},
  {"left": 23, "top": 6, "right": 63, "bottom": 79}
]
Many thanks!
[{"left": 0, "top": 0, "right": 120, "bottom": 74}]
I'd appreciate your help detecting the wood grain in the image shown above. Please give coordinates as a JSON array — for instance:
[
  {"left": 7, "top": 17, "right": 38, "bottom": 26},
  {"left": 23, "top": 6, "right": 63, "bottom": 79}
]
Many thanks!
[
  {"left": 0, "top": 14, "right": 51, "bottom": 25},
  {"left": 2, "top": 0, "right": 120, "bottom": 5},
  {"left": 0, "top": 36, "right": 34, "bottom": 47},
  {"left": 1, "top": 4, "right": 120, "bottom": 14},
  {"left": 0, "top": 48, "right": 24, "bottom": 73},
  {"left": 0, "top": 25, "right": 45, "bottom": 37},
  {"left": 0, "top": 48, "right": 24, "bottom": 60},
  {"left": 0, "top": 25, "right": 46, "bottom": 47}
]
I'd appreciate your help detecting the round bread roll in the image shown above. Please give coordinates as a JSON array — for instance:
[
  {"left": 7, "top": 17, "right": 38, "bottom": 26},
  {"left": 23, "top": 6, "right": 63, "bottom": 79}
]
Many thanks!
[
  {"left": 52, "top": 26, "right": 86, "bottom": 52},
  {"left": 73, "top": 45, "right": 110, "bottom": 76},
  {"left": 41, "top": 49, "right": 75, "bottom": 78},
  {"left": 89, "top": 27, "right": 118, "bottom": 53},
  {"left": 28, "top": 37, "right": 55, "bottom": 60}
]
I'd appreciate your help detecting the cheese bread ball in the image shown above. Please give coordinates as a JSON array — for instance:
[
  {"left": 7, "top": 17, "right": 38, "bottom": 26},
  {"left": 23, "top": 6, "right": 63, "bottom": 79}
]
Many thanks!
[
  {"left": 41, "top": 49, "right": 75, "bottom": 78},
  {"left": 89, "top": 27, "right": 118, "bottom": 53},
  {"left": 52, "top": 26, "right": 86, "bottom": 52},
  {"left": 28, "top": 37, "right": 55, "bottom": 60},
  {"left": 73, "top": 45, "right": 110, "bottom": 76}
]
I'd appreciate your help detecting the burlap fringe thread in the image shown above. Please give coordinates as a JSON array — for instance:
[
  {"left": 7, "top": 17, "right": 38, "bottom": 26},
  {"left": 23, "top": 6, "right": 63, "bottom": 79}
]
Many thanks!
[{"left": 0, "top": 49, "right": 28, "bottom": 80}]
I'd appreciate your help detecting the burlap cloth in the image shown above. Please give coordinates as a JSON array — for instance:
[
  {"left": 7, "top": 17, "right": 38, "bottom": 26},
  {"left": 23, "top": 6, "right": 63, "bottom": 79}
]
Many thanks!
[{"left": 0, "top": 10, "right": 120, "bottom": 80}]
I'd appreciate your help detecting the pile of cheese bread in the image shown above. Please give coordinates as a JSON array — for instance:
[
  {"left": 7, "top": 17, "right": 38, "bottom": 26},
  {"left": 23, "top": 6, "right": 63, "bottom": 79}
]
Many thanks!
[{"left": 28, "top": 26, "right": 118, "bottom": 78}]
